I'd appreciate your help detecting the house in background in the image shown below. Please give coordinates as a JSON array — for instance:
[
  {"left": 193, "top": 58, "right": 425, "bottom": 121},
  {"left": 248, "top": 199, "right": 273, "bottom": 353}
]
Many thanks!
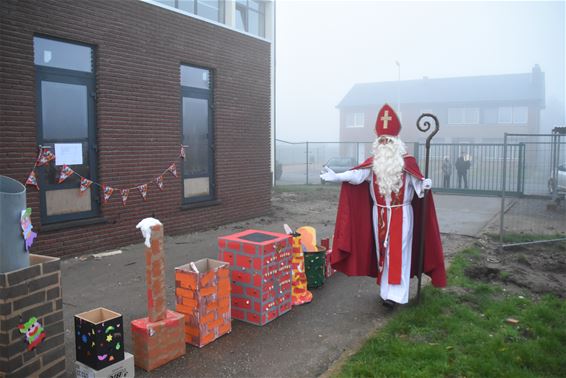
[
  {"left": 0, "top": 0, "right": 274, "bottom": 257},
  {"left": 337, "top": 65, "right": 546, "bottom": 158}
]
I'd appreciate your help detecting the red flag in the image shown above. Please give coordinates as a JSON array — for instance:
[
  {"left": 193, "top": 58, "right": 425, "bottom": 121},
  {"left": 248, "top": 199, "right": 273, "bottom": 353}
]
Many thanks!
[
  {"left": 121, "top": 189, "right": 129, "bottom": 207},
  {"left": 79, "top": 177, "right": 93, "bottom": 194},
  {"left": 25, "top": 170, "right": 39, "bottom": 190},
  {"left": 137, "top": 184, "right": 148, "bottom": 201},
  {"left": 58, "top": 165, "right": 74, "bottom": 183},
  {"left": 36, "top": 148, "right": 55, "bottom": 166},
  {"left": 180, "top": 145, "right": 186, "bottom": 159},
  {"left": 155, "top": 175, "right": 164, "bottom": 191},
  {"left": 168, "top": 163, "right": 177, "bottom": 177},
  {"left": 102, "top": 184, "right": 114, "bottom": 203}
]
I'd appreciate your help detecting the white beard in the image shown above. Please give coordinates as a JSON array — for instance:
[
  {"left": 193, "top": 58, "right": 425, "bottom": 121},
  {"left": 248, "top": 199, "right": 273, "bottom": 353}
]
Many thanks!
[{"left": 372, "top": 137, "right": 406, "bottom": 198}]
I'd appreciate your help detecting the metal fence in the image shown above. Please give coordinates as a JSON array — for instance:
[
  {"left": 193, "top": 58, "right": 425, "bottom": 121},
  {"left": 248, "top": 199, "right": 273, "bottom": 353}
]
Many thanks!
[
  {"left": 499, "top": 132, "right": 566, "bottom": 247},
  {"left": 276, "top": 139, "right": 526, "bottom": 195}
]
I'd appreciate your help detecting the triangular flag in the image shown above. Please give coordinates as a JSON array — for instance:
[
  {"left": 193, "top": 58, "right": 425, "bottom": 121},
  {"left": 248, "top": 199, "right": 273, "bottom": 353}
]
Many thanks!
[
  {"left": 180, "top": 145, "right": 186, "bottom": 159},
  {"left": 168, "top": 163, "right": 177, "bottom": 177},
  {"left": 155, "top": 175, "right": 164, "bottom": 191},
  {"left": 25, "top": 170, "right": 39, "bottom": 190},
  {"left": 58, "top": 165, "right": 74, "bottom": 183},
  {"left": 79, "top": 177, "right": 93, "bottom": 194},
  {"left": 137, "top": 184, "right": 148, "bottom": 201},
  {"left": 102, "top": 184, "right": 114, "bottom": 203},
  {"left": 121, "top": 189, "right": 129, "bottom": 207},
  {"left": 37, "top": 148, "right": 55, "bottom": 166}
]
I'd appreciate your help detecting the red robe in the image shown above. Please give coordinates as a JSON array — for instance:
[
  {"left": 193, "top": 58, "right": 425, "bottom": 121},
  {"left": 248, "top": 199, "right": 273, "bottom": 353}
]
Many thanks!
[{"left": 330, "top": 155, "right": 447, "bottom": 288}]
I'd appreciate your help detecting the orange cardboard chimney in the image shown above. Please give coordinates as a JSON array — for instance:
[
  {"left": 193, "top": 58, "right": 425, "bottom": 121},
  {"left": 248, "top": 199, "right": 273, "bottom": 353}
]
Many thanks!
[{"left": 175, "top": 258, "right": 232, "bottom": 347}]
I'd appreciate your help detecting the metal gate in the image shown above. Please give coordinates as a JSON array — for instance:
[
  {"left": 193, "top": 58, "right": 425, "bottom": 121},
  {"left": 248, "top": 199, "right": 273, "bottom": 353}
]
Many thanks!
[{"left": 499, "top": 131, "right": 566, "bottom": 247}]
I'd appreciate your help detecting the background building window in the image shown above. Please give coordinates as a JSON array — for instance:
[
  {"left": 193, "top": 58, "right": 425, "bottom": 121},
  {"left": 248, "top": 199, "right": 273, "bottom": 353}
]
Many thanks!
[
  {"left": 34, "top": 36, "right": 98, "bottom": 224},
  {"left": 156, "top": 0, "right": 224, "bottom": 23},
  {"left": 345, "top": 112, "right": 364, "bottom": 128},
  {"left": 181, "top": 65, "right": 215, "bottom": 202},
  {"left": 498, "top": 106, "right": 528, "bottom": 124},
  {"left": 236, "top": 0, "right": 265, "bottom": 37},
  {"left": 512, "top": 106, "right": 528, "bottom": 124},
  {"left": 448, "top": 107, "right": 479, "bottom": 124},
  {"left": 498, "top": 107, "right": 513, "bottom": 123}
]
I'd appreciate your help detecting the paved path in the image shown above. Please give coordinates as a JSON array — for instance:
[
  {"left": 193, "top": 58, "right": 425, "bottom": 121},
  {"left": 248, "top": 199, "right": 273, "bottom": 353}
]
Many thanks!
[
  {"left": 434, "top": 194, "right": 501, "bottom": 236},
  {"left": 61, "top": 193, "right": 499, "bottom": 377}
]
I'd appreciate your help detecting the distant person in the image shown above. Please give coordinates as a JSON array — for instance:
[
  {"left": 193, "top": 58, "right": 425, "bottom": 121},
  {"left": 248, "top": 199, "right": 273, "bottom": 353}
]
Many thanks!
[
  {"left": 455, "top": 152, "right": 471, "bottom": 189},
  {"left": 441, "top": 156, "right": 452, "bottom": 189}
]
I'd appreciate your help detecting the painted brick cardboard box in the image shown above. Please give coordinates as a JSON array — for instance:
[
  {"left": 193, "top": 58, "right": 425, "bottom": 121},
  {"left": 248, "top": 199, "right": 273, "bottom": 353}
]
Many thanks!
[
  {"left": 218, "top": 230, "right": 292, "bottom": 326},
  {"left": 175, "top": 258, "right": 231, "bottom": 347},
  {"left": 74, "top": 307, "right": 124, "bottom": 370},
  {"left": 0, "top": 254, "right": 65, "bottom": 378}
]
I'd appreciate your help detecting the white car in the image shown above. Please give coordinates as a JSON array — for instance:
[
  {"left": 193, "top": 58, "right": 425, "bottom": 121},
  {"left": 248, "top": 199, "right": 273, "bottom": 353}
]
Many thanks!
[{"left": 548, "top": 163, "right": 566, "bottom": 194}]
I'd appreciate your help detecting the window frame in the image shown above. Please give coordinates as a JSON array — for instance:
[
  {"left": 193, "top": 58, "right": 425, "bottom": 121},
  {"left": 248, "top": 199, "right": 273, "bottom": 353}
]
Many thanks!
[
  {"left": 34, "top": 35, "right": 99, "bottom": 225},
  {"left": 448, "top": 107, "right": 480, "bottom": 125},
  {"left": 155, "top": 0, "right": 225, "bottom": 23},
  {"left": 345, "top": 112, "right": 365, "bottom": 128},
  {"left": 236, "top": 0, "right": 265, "bottom": 37},
  {"left": 180, "top": 64, "right": 216, "bottom": 204}
]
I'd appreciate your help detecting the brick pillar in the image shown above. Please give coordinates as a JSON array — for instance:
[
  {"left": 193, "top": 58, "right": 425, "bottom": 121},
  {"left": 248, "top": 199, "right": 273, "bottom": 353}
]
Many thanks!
[
  {"left": 132, "top": 219, "right": 185, "bottom": 371},
  {"left": 145, "top": 224, "right": 166, "bottom": 322}
]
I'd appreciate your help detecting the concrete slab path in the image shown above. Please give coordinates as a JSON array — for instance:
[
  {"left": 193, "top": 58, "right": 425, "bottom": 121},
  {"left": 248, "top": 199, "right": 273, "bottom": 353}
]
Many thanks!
[{"left": 60, "top": 192, "right": 499, "bottom": 377}]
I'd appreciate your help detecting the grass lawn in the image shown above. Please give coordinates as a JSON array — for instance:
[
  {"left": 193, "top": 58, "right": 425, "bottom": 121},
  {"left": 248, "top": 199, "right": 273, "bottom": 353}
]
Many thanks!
[{"left": 335, "top": 247, "right": 566, "bottom": 377}]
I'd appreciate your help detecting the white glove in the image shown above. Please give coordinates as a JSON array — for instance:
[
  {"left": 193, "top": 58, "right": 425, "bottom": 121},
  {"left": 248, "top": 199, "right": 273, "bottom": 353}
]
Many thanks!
[
  {"left": 423, "top": 178, "right": 432, "bottom": 190},
  {"left": 320, "top": 166, "right": 340, "bottom": 182}
]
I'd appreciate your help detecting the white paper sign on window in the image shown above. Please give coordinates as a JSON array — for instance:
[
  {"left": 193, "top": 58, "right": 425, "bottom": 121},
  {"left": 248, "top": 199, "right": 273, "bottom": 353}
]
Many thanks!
[{"left": 54, "top": 143, "right": 83, "bottom": 166}]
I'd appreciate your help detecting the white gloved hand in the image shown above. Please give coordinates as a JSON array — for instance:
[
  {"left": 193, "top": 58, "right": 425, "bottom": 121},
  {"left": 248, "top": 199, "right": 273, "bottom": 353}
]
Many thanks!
[
  {"left": 320, "top": 166, "right": 340, "bottom": 182},
  {"left": 423, "top": 178, "right": 432, "bottom": 190}
]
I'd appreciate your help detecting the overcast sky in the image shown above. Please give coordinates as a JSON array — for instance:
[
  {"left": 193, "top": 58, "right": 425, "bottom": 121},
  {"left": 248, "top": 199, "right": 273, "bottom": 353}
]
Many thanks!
[{"left": 275, "top": 0, "right": 566, "bottom": 142}]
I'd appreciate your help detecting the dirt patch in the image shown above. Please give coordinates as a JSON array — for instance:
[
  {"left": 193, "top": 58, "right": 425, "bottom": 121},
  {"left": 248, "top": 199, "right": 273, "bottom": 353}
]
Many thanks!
[{"left": 464, "top": 237, "right": 566, "bottom": 298}]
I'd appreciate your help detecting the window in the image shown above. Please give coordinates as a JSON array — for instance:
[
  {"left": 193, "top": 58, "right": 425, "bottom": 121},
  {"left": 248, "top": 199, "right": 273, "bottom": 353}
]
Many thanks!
[
  {"left": 155, "top": 0, "right": 224, "bottom": 23},
  {"left": 448, "top": 108, "right": 479, "bottom": 124},
  {"left": 498, "top": 106, "right": 528, "bottom": 124},
  {"left": 498, "top": 107, "right": 513, "bottom": 123},
  {"left": 512, "top": 106, "right": 528, "bottom": 124},
  {"left": 34, "top": 36, "right": 98, "bottom": 224},
  {"left": 236, "top": 0, "right": 265, "bottom": 37},
  {"left": 181, "top": 65, "right": 215, "bottom": 203},
  {"left": 345, "top": 112, "right": 364, "bottom": 128}
]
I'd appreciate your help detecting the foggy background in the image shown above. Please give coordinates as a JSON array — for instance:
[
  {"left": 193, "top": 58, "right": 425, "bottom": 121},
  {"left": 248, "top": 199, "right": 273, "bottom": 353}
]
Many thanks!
[{"left": 275, "top": 0, "right": 566, "bottom": 142}]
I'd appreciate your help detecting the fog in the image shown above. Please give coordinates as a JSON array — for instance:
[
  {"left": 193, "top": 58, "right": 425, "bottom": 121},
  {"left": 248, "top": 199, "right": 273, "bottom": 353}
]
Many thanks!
[{"left": 275, "top": 0, "right": 566, "bottom": 142}]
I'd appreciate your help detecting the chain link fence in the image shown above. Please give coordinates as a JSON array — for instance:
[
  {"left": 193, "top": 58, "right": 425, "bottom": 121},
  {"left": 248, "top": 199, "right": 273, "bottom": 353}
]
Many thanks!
[{"left": 499, "top": 132, "right": 566, "bottom": 247}]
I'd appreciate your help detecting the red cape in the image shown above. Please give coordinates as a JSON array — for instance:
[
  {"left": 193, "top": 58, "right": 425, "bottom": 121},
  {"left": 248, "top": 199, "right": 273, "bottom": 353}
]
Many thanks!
[{"left": 330, "top": 155, "right": 447, "bottom": 287}]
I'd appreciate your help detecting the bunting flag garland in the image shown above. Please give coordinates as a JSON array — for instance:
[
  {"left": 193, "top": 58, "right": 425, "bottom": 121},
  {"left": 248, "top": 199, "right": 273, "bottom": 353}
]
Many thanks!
[
  {"left": 102, "top": 184, "right": 114, "bottom": 203},
  {"left": 168, "top": 163, "right": 177, "bottom": 177},
  {"left": 121, "top": 189, "right": 129, "bottom": 207},
  {"left": 58, "top": 165, "right": 74, "bottom": 184},
  {"left": 36, "top": 148, "right": 55, "bottom": 166},
  {"left": 155, "top": 175, "right": 164, "bottom": 191},
  {"left": 25, "top": 170, "right": 39, "bottom": 190},
  {"left": 138, "top": 184, "right": 148, "bottom": 201},
  {"left": 80, "top": 177, "right": 93, "bottom": 193},
  {"left": 24, "top": 145, "right": 183, "bottom": 206}
]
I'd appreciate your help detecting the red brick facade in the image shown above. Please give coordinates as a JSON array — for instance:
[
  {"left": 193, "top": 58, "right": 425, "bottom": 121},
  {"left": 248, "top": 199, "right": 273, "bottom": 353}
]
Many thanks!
[{"left": 0, "top": 0, "right": 272, "bottom": 257}]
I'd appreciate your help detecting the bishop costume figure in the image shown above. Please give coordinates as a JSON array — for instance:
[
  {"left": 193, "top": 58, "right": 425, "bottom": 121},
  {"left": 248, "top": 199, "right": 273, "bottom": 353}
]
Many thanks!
[{"left": 321, "top": 104, "right": 446, "bottom": 306}]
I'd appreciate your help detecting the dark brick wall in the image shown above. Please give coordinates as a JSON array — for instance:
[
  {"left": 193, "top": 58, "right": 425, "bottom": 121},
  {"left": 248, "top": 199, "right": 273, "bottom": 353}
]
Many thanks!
[{"left": 0, "top": 0, "right": 272, "bottom": 257}]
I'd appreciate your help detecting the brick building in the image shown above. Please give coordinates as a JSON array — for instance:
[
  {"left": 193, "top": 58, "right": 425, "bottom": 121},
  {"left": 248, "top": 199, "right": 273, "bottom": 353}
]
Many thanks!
[
  {"left": 0, "top": 0, "right": 274, "bottom": 257},
  {"left": 337, "top": 66, "right": 545, "bottom": 159}
]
